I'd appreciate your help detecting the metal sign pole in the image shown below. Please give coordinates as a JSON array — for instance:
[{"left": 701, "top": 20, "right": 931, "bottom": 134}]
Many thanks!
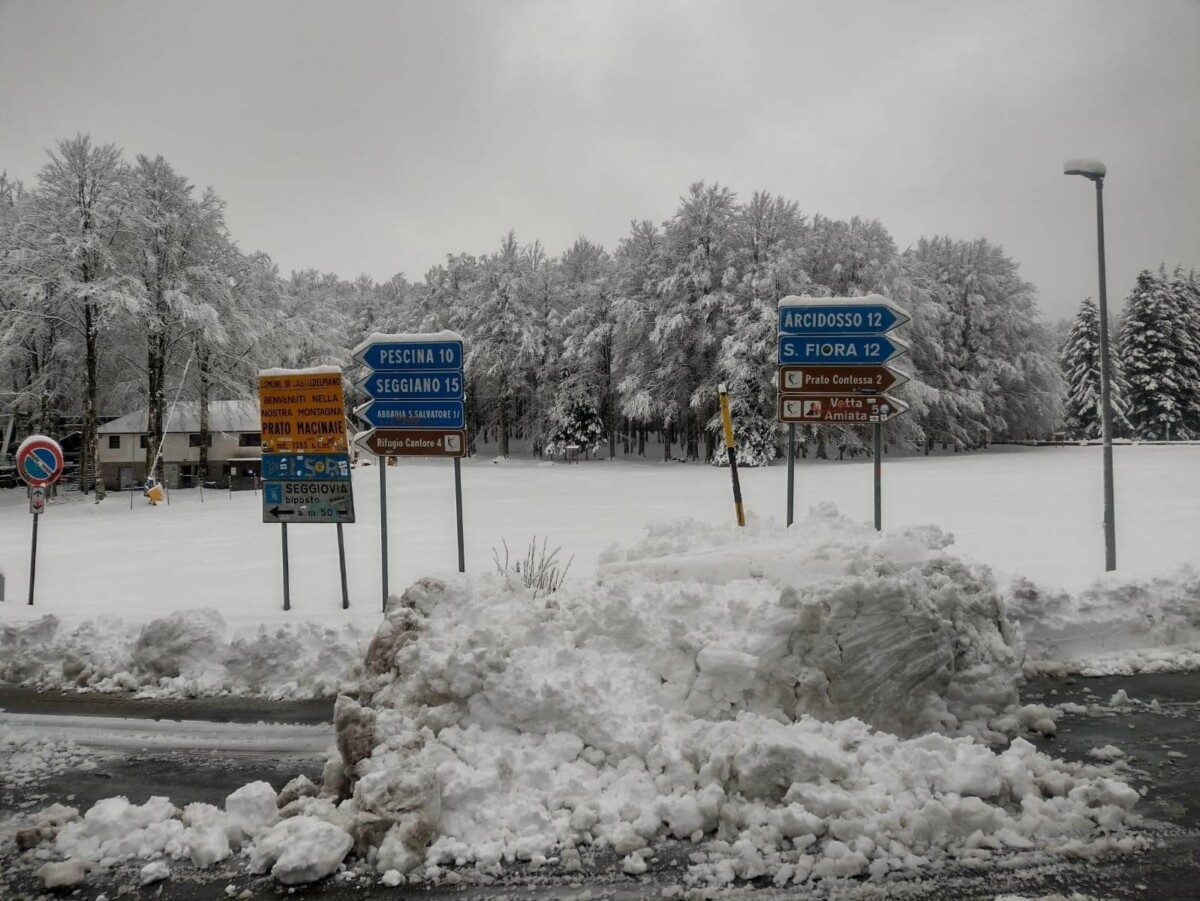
[
  {"left": 27, "top": 513, "right": 39, "bottom": 606},
  {"left": 786, "top": 424, "right": 796, "bottom": 527},
  {"left": 379, "top": 460, "right": 389, "bottom": 612},
  {"left": 281, "top": 523, "right": 291, "bottom": 611},
  {"left": 336, "top": 522, "right": 349, "bottom": 609},
  {"left": 873, "top": 423, "right": 883, "bottom": 531},
  {"left": 454, "top": 457, "right": 465, "bottom": 572}
]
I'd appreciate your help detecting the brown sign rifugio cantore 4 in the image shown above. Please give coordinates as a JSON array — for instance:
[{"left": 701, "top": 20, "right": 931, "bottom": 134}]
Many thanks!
[{"left": 358, "top": 428, "right": 465, "bottom": 457}]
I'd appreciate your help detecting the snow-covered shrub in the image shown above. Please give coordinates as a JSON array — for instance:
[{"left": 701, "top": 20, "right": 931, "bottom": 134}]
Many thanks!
[{"left": 544, "top": 398, "right": 606, "bottom": 458}]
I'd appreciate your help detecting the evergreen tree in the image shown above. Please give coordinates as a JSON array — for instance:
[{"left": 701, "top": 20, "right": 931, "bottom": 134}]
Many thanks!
[
  {"left": 1059, "top": 298, "right": 1131, "bottom": 439},
  {"left": 545, "top": 391, "right": 606, "bottom": 457},
  {"left": 1120, "top": 269, "right": 1200, "bottom": 440},
  {"left": 1170, "top": 269, "right": 1200, "bottom": 437}
]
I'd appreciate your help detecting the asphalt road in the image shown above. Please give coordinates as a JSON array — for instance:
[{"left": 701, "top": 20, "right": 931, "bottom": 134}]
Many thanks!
[{"left": 1, "top": 674, "right": 1198, "bottom": 900}]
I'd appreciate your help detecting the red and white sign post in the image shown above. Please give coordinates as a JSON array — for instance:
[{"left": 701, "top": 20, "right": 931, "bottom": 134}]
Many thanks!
[{"left": 15, "top": 434, "right": 65, "bottom": 606}]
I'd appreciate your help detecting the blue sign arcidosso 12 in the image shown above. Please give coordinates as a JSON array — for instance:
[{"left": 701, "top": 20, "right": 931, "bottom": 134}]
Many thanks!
[
  {"left": 777, "top": 303, "right": 908, "bottom": 336},
  {"left": 355, "top": 400, "right": 466, "bottom": 430},
  {"left": 355, "top": 340, "right": 463, "bottom": 372}
]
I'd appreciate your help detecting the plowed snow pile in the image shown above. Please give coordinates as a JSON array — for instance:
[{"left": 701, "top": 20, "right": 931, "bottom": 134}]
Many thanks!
[{"left": 308, "top": 507, "right": 1142, "bottom": 886}]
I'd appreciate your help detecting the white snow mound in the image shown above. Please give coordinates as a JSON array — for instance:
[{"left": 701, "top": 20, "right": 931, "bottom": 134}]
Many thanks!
[
  {"left": 1010, "top": 566, "right": 1200, "bottom": 674},
  {"left": 0, "top": 609, "right": 367, "bottom": 698},
  {"left": 317, "top": 508, "right": 1143, "bottom": 885}
]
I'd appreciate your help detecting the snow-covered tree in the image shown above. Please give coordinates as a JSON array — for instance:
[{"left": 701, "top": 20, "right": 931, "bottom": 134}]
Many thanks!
[
  {"left": 712, "top": 192, "right": 813, "bottom": 466},
  {"left": 10, "top": 136, "right": 138, "bottom": 493},
  {"left": 1059, "top": 297, "right": 1130, "bottom": 439},
  {"left": 559, "top": 237, "right": 619, "bottom": 454},
  {"left": 1172, "top": 269, "right": 1200, "bottom": 437},
  {"left": 612, "top": 218, "right": 667, "bottom": 456},
  {"left": 900, "top": 236, "right": 1060, "bottom": 447},
  {"left": 545, "top": 391, "right": 606, "bottom": 458},
  {"left": 620, "top": 182, "right": 737, "bottom": 461},
  {"left": 461, "top": 232, "right": 552, "bottom": 456},
  {"left": 1120, "top": 269, "right": 1200, "bottom": 440},
  {"left": 126, "top": 156, "right": 238, "bottom": 479}
]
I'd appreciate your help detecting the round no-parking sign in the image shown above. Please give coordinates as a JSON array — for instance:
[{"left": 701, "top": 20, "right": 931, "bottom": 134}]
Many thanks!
[{"left": 16, "top": 434, "right": 64, "bottom": 488}]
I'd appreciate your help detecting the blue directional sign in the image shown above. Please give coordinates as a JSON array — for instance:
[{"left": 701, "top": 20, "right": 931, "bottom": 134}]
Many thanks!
[
  {"left": 354, "top": 340, "right": 462, "bottom": 372},
  {"left": 356, "top": 370, "right": 464, "bottom": 401},
  {"left": 262, "top": 453, "right": 351, "bottom": 481},
  {"left": 355, "top": 400, "right": 465, "bottom": 430},
  {"left": 778, "top": 302, "right": 909, "bottom": 336},
  {"left": 263, "top": 480, "right": 354, "bottom": 524},
  {"left": 778, "top": 334, "right": 909, "bottom": 365}
]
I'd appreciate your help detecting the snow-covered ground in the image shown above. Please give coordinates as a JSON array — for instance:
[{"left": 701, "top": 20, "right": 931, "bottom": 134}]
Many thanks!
[
  {"left": 1, "top": 445, "right": 1198, "bottom": 893},
  {"left": 0, "top": 445, "right": 1196, "bottom": 697}
]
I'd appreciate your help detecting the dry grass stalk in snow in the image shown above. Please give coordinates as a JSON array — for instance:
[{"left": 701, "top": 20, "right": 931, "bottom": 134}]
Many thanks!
[{"left": 491, "top": 536, "right": 573, "bottom": 596}]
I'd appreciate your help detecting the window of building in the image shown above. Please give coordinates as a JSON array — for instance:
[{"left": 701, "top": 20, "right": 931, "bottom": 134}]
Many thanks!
[
  {"left": 139, "top": 435, "right": 149, "bottom": 449},
  {"left": 239, "top": 433, "right": 261, "bottom": 447},
  {"left": 108, "top": 435, "right": 121, "bottom": 450},
  {"left": 189, "top": 433, "right": 213, "bottom": 448}
]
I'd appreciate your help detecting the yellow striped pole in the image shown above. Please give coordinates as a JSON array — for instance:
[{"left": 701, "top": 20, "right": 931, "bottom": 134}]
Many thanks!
[{"left": 718, "top": 383, "right": 746, "bottom": 526}]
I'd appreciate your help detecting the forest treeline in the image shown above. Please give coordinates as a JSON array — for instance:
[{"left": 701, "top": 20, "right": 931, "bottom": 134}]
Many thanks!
[{"left": 1, "top": 136, "right": 1197, "bottom": 489}]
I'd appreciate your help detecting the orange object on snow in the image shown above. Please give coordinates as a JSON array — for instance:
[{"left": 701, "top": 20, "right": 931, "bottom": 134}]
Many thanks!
[{"left": 147, "top": 484, "right": 165, "bottom": 504}]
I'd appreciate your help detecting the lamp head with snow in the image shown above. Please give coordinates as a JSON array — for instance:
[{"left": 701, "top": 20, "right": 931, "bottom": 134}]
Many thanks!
[{"left": 1063, "top": 158, "right": 1107, "bottom": 181}]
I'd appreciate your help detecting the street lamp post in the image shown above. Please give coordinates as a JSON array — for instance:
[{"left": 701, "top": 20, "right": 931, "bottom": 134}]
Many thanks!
[{"left": 1064, "top": 158, "right": 1116, "bottom": 571}]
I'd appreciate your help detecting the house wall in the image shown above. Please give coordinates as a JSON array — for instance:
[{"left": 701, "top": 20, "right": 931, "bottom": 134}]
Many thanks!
[{"left": 97, "top": 432, "right": 261, "bottom": 489}]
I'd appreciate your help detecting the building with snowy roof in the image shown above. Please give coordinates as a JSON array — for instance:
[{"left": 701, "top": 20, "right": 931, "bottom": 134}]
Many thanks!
[{"left": 96, "top": 400, "right": 262, "bottom": 490}]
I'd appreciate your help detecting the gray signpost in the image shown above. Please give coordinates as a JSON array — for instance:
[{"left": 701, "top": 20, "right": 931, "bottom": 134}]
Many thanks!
[
  {"left": 258, "top": 370, "right": 354, "bottom": 610},
  {"left": 352, "top": 332, "right": 468, "bottom": 612},
  {"left": 777, "top": 296, "right": 910, "bottom": 530},
  {"left": 16, "top": 435, "right": 64, "bottom": 606}
]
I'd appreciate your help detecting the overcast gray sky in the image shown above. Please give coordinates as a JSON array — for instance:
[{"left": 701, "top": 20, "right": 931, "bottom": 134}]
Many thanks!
[{"left": 2, "top": 0, "right": 1197, "bottom": 321}]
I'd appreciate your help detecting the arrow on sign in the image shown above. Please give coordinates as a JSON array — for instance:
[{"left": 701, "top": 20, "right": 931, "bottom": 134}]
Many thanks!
[
  {"left": 268, "top": 506, "right": 295, "bottom": 518},
  {"left": 778, "top": 334, "right": 909, "bottom": 366}
]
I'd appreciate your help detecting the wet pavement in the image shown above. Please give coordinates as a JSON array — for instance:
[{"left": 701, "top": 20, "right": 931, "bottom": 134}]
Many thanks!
[
  {"left": 0, "top": 686, "right": 334, "bottom": 725},
  {"left": 1, "top": 673, "right": 1198, "bottom": 900}
]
